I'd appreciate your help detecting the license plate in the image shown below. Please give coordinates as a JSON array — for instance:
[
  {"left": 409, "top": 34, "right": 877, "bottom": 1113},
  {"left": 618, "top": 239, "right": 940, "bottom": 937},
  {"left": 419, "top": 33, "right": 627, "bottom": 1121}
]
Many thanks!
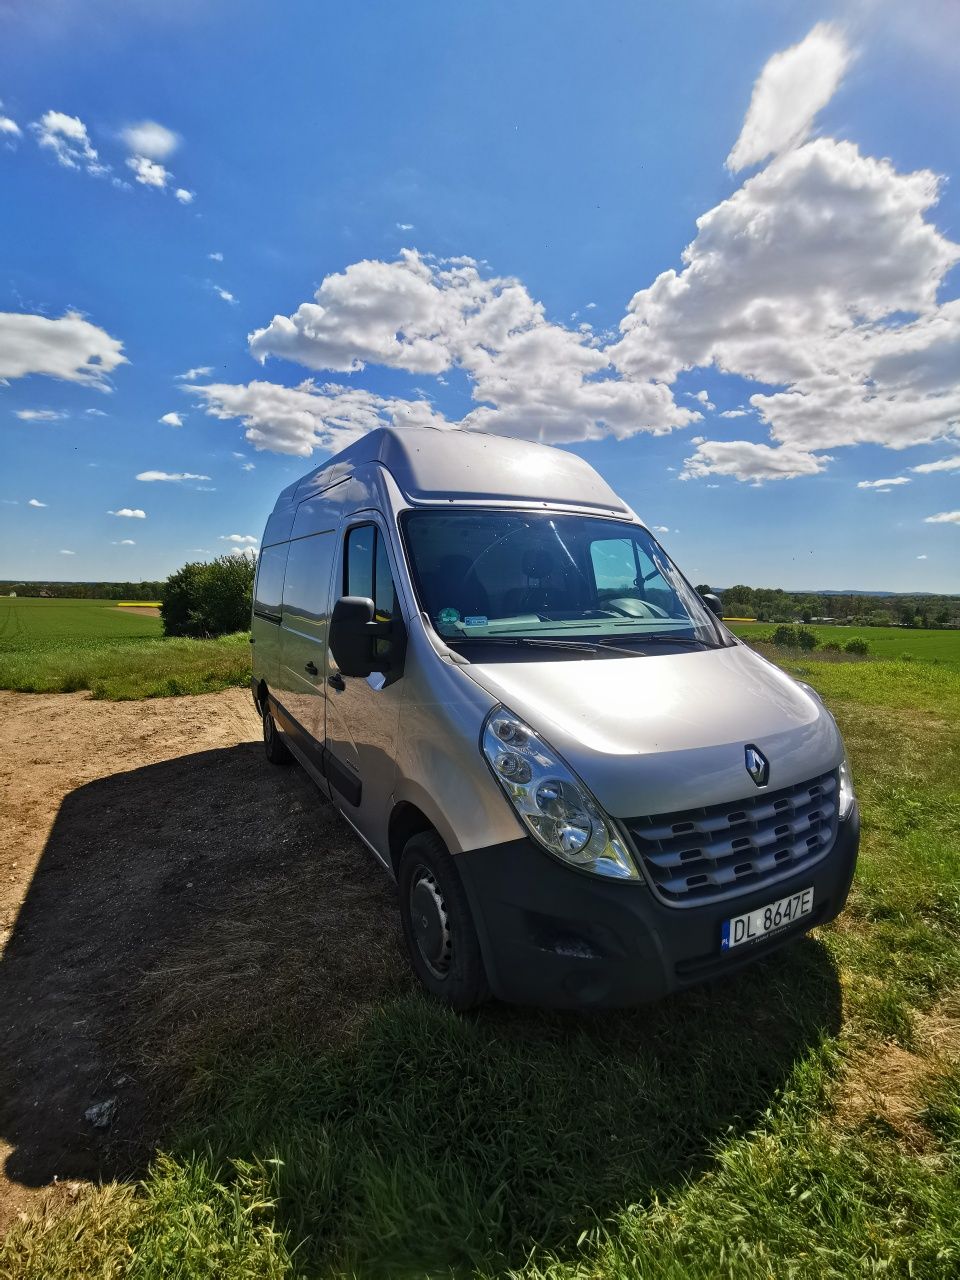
[{"left": 721, "top": 887, "right": 814, "bottom": 951}]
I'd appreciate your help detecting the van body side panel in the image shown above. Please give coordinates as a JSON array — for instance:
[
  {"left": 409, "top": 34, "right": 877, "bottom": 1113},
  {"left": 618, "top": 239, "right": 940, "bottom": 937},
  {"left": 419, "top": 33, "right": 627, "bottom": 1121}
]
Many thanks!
[{"left": 251, "top": 542, "right": 289, "bottom": 691}]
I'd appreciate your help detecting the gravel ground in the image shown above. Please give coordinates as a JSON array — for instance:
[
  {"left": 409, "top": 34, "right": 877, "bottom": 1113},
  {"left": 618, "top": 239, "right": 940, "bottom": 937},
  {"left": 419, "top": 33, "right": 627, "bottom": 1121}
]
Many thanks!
[{"left": 0, "top": 688, "right": 406, "bottom": 1234}]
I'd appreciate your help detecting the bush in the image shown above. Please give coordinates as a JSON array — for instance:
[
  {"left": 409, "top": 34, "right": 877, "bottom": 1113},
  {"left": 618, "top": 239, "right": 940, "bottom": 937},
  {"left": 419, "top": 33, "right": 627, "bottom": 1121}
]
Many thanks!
[
  {"left": 822, "top": 641, "right": 842, "bottom": 653},
  {"left": 844, "top": 636, "right": 870, "bottom": 656},
  {"left": 771, "top": 624, "right": 817, "bottom": 651},
  {"left": 162, "top": 556, "right": 255, "bottom": 638}
]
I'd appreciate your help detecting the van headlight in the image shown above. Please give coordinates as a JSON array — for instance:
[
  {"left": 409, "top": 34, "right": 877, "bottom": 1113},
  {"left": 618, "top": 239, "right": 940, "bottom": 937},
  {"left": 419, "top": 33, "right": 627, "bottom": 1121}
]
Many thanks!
[
  {"left": 481, "top": 707, "right": 638, "bottom": 879},
  {"left": 838, "top": 755, "right": 855, "bottom": 820}
]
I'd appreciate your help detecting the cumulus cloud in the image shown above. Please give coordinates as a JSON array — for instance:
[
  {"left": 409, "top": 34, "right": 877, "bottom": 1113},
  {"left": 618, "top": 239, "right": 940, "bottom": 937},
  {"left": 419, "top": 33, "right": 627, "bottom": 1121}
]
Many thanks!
[
  {"left": 176, "top": 366, "right": 212, "bottom": 381},
  {"left": 59, "top": 549, "right": 75, "bottom": 556},
  {"left": 109, "top": 507, "right": 146, "bottom": 518},
  {"left": 85, "top": 407, "right": 108, "bottom": 416},
  {"left": 0, "top": 102, "right": 21, "bottom": 138},
  {"left": 208, "top": 252, "right": 223, "bottom": 262},
  {"left": 135, "top": 470, "right": 211, "bottom": 482},
  {"left": 917, "top": 554, "right": 928, "bottom": 559},
  {"left": 230, "top": 545, "right": 258, "bottom": 561},
  {"left": 925, "top": 510, "right": 960, "bottom": 524},
  {"left": 32, "top": 110, "right": 105, "bottom": 174},
  {"left": 114, "top": 539, "right": 136, "bottom": 545},
  {"left": 213, "top": 286, "right": 237, "bottom": 305},
  {"left": 0, "top": 311, "right": 125, "bottom": 388},
  {"left": 175, "top": 188, "right": 194, "bottom": 204},
  {"left": 127, "top": 154, "right": 169, "bottom": 188},
  {"left": 183, "top": 24, "right": 960, "bottom": 479},
  {"left": 857, "top": 477, "right": 910, "bottom": 489},
  {"left": 15, "top": 408, "right": 66, "bottom": 421},
  {"left": 912, "top": 454, "right": 960, "bottom": 473},
  {"left": 159, "top": 411, "right": 183, "bottom": 427},
  {"left": 120, "top": 120, "right": 180, "bottom": 160},
  {"left": 220, "top": 534, "right": 258, "bottom": 544},
  {"left": 28, "top": 498, "right": 47, "bottom": 507},
  {"left": 681, "top": 440, "right": 832, "bottom": 483},
  {"left": 726, "top": 24, "right": 851, "bottom": 172}
]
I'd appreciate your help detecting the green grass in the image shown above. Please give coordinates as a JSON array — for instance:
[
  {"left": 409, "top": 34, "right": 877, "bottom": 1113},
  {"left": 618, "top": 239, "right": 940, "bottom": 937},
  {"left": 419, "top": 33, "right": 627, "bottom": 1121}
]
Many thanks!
[
  {"left": 2, "top": 663, "right": 959, "bottom": 1277},
  {"left": 0, "top": 596, "right": 251, "bottom": 698},
  {"left": 730, "top": 620, "right": 960, "bottom": 668}
]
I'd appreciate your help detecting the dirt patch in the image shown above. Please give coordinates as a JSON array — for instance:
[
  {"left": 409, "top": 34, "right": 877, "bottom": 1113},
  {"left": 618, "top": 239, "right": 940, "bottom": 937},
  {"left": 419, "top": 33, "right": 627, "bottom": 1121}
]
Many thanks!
[
  {"left": 0, "top": 689, "right": 406, "bottom": 1235},
  {"left": 114, "top": 606, "right": 161, "bottom": 617},
  {"left": 837, "top": 1000, "right": 960, "bottom": 1153}
]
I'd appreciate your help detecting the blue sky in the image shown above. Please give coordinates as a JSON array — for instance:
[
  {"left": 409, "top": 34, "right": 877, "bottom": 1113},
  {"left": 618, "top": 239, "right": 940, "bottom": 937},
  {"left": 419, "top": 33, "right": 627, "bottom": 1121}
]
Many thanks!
[{"left": 2, "top": 0, "right": 959, "bottom": 591}]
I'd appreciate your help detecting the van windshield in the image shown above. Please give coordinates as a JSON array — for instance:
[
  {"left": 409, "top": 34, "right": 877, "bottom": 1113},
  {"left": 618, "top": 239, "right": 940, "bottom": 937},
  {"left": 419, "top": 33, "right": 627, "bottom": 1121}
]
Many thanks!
[{"left": 402, "top": 510, "right": 722, "bottom": 648}]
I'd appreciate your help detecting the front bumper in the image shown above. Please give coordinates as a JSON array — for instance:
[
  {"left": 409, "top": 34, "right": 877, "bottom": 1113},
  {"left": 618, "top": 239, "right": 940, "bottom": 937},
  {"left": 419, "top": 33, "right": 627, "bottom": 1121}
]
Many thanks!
[{"left": 455, "top": 803, "right": 859, "bottom": 1008}]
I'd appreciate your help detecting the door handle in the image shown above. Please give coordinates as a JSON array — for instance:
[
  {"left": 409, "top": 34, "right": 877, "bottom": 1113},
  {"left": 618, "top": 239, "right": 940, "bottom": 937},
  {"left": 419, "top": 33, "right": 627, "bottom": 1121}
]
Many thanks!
[
  {"left": 305, "top": 661, "right": 319, "bottom": 676},
  {"left": 327, "top": 672, "right": 346, "bottom": 692}
]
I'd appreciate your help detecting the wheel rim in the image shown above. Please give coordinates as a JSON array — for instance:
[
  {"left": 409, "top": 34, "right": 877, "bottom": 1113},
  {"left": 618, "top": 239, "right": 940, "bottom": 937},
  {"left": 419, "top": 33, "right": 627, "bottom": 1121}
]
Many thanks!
[
  {"left": 264, "top": 712, "right": 275, "bottom": 746},
  {"left": 409, "top": 865, "right": 452, "bottom": 979}
]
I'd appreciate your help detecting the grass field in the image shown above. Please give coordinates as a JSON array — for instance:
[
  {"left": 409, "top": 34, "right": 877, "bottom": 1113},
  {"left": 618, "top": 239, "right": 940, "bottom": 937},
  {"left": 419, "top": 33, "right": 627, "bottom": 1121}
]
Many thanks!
[
  {"left": 0, "top": 597, "right": 251, "bottom": 699},
  {"left": 2, "top": 655, "right": 958, "bottom": 1277},
  {"left": 729, "top": 620, "right": 960, "bottom": 668}
]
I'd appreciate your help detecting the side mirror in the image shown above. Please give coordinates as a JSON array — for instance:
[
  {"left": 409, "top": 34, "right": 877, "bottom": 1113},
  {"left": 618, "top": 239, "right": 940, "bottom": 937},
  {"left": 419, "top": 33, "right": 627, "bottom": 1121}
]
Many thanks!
[
  {"left": 329, "top": 596, "right": 406, "bottom": 679},
  {"left": 701, "top": 592, "right": 724, "bottom": 620}
]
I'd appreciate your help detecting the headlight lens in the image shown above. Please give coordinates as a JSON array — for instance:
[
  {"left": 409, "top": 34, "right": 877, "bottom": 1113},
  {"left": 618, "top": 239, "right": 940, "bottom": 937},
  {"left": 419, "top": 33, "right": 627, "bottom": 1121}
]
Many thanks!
[
  {"left": 481, "top": 707, "right": 637, "bottom": 879},
  {"left": 838, "top": 755, "right": 855, "bottom": 819}
]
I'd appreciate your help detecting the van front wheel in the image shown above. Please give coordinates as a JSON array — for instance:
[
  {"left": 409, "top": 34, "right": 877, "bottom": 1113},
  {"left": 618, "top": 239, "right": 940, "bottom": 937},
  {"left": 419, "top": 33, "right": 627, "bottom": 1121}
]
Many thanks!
[{"left": 399, "top": 831, "right": 489, "bottom": 1009}]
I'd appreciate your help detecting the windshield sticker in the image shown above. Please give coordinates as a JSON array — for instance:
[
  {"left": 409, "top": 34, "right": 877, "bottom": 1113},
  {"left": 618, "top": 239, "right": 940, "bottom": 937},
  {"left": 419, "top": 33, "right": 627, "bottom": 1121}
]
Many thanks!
[
  {"left": 437, "top": 607, "right": 461, "bottom": 626},
  {"left": 463, "top": 615, "right": 488, "bottom": 627}
]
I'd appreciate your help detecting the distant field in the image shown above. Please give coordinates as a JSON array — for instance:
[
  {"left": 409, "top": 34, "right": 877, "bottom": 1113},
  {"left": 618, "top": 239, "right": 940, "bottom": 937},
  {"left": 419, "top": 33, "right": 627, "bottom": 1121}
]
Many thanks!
[
  {"left": 0, "top": 596, "right": 250, "bottom": 699},
  {"left": 729, "top": 620, "right": 960, "bottom": 668}
]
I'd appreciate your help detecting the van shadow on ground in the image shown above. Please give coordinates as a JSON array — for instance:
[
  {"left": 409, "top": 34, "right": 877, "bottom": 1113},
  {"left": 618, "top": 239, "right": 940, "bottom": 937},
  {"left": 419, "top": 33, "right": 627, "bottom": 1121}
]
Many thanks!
[{"left": 0, "top": 742, "right": 843, "bottom": 1271}]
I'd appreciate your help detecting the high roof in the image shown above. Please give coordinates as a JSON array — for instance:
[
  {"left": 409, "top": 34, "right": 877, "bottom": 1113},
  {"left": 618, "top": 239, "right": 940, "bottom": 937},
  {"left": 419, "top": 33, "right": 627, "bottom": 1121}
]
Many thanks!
[{"left": 278, "top": 426, "right": 631, "bottom": 515}]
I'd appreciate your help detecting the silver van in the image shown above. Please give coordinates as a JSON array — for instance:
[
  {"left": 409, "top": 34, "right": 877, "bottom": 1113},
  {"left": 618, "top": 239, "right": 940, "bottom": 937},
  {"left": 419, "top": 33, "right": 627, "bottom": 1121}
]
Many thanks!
[{"left": 251, "top": 426, "right": 859, "bottom": 1008}]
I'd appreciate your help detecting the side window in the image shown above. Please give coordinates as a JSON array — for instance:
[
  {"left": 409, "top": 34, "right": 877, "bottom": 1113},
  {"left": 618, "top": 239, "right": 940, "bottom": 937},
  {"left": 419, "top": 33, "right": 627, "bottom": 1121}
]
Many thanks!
[
  {"left": 345, "top": 524, "right": 398, "bottom": 657},
  {"left": 254, "top": 543, "right": 289, "bottom": 622},
  {"left": 590, "top": 538, "right": 639, "bottom": 597},
  {"left": 281, "top": 532, "right": 335, "bottom": 636}
]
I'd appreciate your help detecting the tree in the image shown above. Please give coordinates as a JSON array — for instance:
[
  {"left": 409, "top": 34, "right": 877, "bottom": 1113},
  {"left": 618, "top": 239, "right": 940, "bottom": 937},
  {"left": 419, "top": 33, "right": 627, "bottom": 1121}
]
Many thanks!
[{"left": 161, "top": 555, "right": 255, "bottom": 637}]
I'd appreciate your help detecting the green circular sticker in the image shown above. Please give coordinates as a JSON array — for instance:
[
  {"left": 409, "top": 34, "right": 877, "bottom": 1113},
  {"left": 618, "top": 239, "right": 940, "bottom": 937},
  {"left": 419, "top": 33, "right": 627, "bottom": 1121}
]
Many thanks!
[{"left": 438, "top": 606, "right": 461, "bottom": 626}]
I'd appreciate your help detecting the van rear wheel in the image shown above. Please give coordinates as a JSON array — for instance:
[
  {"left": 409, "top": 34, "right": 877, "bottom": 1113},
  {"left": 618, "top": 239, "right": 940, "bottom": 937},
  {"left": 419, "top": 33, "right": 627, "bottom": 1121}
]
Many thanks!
[
  {"left": 262, "top": 705, "right": 293, "bottom": 765},
  {"left": 398, "top": 831, "right": 489, "bottom": 1009}
]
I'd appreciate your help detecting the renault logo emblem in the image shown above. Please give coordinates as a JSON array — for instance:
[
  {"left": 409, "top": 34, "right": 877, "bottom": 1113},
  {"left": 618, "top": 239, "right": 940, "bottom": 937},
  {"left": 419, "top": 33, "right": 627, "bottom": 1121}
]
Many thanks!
[{"left": 745, "top": 745, "right": 769, "bottom": 787}]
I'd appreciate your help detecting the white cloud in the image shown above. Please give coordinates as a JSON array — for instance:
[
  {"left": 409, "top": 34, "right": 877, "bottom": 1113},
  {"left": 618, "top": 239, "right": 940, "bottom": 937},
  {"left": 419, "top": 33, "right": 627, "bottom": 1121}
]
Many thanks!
[
  {"left": 396, "top": 222, "right": 414, "bottom": 231},
  {"left": 213, "top": 286, "right": 237, "bottom": 305},
  {"left": 15, "top": 408, "right": 66, "bottom": 421},
  {"left": 59, "top": 549, "right": 75, "bottom": 556},
  {"left": 585, "top": 302, "right": 597, "bottom": 309},
  {"left": 720, "top": 408, "right": 749, "bottom": 418},
  {"left": 0, "top": 102, "right": 21, "bottom": 138},
  {"left": 230, "top": 545, "right": 258, "bottom": 560},
  {"left": 857, "top": 477, "right": 911, "bottom": 489},
  {"left": 127, "top": 154, "right": 169, "bottom": 188},
  {"left": 917, "top": 554, "right": 927, "bottom": 559},
  {"left": 120, "top": 120, "right": 180, "bottom": 160},
  {"left": 109, "top": 507, "right": 146, "bottom": 518},
  {"left": 924, "top": 511, "right": 960, "bottom": 524},
  {"left": 682, "top": 440, "right": 832, "bottom": 483},
  {"left": 208, "top": 252, "right": 223, "bottom": 262},
  {"left": 85, "top": 407, "right": 108, "bottom": 416},
  {"left": 28, "top": 498, "right": 47, "bottom": 507},
  {"left": 726, "top": 24, "right": 851, "bottom": 172},
  {"left": 175, "top": 188, "right": 194, "bottom": 205},
  {"left": 652, "top": 525, "right": 670, "bottom": 533},
  {"left": 135, "top": 470, "right": 211, "bottom": 482},
  {"left": 220, "top": 533, "right": 258, "bottom": 545},
  {"left": 113, "top": 539, "right": 136, "bottom": 545},
  {"left": 176, "top": 366, "right": 212, "bottom": 381},
  {"left": 911, "top": 454, "right": 960, "bottom": 474},
  {"left": 688, "top": 390, "right": 715, "bottom": 410},
  {"left": 0, "top": 311, "right": 126, "bottom": 388},
  {"left": 241, "top": 462, "right": 255, "bottom": 471},
  {"left": 159, "top": 411, "right": 184, "bottom": 427},
  {"left": 32, "top": 110, "right": 105, "bottom": 174}
]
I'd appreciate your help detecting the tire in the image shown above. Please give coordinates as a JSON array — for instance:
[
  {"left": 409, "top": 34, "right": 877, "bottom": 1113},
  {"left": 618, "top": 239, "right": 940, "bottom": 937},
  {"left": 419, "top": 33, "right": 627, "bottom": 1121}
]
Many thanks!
[
  {"left": 262, "top": 704, "right": 293, "bottom": 766},
  {"left": 398, "top": 830, "right": 490, "bottom": 1009}
]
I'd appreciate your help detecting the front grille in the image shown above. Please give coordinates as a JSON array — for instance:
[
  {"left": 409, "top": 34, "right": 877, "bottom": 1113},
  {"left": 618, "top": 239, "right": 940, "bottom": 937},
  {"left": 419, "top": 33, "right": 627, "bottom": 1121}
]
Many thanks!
[{"left": 624, "top": 770, "right": 839, "bottom": 907}]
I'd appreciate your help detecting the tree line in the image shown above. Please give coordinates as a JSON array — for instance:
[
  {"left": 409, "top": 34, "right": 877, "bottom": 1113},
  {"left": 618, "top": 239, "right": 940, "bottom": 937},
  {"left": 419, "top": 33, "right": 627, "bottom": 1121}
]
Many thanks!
[
  {"left": 706, "top": 585, "right": 960, "bottom": 629},
  {"left": 1, "top": 580, "right": 166, "bottom": 600}
]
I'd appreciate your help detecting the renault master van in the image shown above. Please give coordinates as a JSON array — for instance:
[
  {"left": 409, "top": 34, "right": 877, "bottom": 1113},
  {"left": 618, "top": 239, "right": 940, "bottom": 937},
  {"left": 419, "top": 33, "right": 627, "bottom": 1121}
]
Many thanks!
[{"left": 251, "top": 426, "right": 859, "bottom": 1008}]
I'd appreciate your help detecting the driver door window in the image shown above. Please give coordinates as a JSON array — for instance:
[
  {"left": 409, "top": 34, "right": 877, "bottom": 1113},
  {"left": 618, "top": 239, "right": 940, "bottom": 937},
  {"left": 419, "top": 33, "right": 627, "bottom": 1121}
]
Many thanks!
[{"left": 345, "top": 523, "right": 398, "bottom": 658}]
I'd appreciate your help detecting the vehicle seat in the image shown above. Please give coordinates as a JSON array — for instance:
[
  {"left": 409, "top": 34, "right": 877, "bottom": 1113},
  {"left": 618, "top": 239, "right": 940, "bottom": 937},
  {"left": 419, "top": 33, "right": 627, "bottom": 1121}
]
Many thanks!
[{"left": 504, "top": 548, "right": 573, "bottom": 614}]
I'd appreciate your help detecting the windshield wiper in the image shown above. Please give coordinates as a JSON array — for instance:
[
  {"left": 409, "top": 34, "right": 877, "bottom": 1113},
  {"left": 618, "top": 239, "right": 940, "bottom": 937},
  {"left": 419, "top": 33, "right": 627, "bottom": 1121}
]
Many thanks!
[
  {"left": 450, "top": 635, "right": 653, "bottom": 657},
  {"left": 596, "top": 633, "right": 723, "bottom": 650}
]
